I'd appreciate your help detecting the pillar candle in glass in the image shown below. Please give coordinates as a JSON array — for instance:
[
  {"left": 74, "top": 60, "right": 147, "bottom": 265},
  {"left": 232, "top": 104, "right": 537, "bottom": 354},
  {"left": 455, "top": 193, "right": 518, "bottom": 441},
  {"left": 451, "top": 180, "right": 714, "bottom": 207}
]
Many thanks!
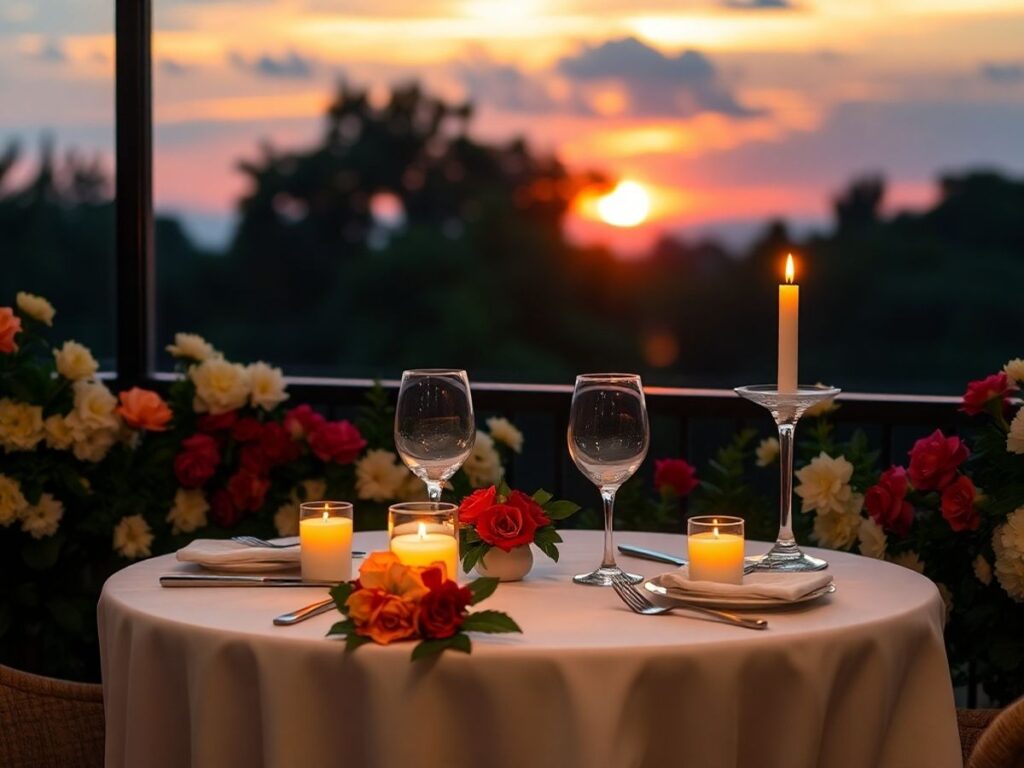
[
  {"left": 299, "top": 501, "right": 354, "bottom": 582},
  {"left": 778, "top": 253, "right": 799, "bottom": 394},
  {"left": 687, "top": 516, "right": 745, "bottom": 584},
  {"left": 388, "top": 502, "right": 460, "bottom": 581}
]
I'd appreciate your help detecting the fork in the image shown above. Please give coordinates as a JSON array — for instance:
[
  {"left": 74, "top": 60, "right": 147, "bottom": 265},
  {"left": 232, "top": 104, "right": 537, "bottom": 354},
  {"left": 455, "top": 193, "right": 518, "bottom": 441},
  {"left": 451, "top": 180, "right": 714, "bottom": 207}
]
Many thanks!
[
  {"left": 610, "top": 575, "right": 767, "bottom": 630},
  {"left": 232, "top": 536, "right": 299, "bottom": 548}
]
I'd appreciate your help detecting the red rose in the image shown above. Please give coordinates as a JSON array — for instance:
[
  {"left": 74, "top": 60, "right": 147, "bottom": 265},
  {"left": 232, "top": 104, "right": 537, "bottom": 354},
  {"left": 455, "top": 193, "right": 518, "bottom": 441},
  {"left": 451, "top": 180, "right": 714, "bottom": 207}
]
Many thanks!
[
  {"left": 654, "top": 458, "right": 699, "bottom": 497},
  {"left": 308, "top": 420, "right": 367, "bottom": 464},
  {"left": 239, "top": 443, "right": 269, "bottom": 475},
  {"left": 506, "top": 490, "right": 551, "bottom": 527},
  {"left": 227, "top": 469, "right": 270, "bottom": 512},
  {"left": 173, "top": 434, "right": 221, "bottom": 488},
  {"left": 960, "top": 372, "right": 1014, "bottom": 416},
  {"left": 865, "top": 466, "right": 914, "bottom": 536},
  {"left": 476, "top": 503, "right": 538, "bottom": 551},
  {"left": 210, "top": 488, "right": 242, "bottom": 527},
  {"left": 231, "top": 417, "right": 263, "bottom": 443},
  {"left": 459, "top": 486, "right": 497, "bottom": 525},
  {"left": 907, "top": 430, "right": 968, "bottom": 491},
  {"left": 419, "top": 567, "right": 473, "bottom": 639},
  {"left": 258, "top": 421, "right": 301, "bottom": 467},
  {"left": 940, "top": 475, "right": 980, "bottom": 532},
  {"left": 197, "top": 410, "right": 238, "bottom": 433},
  {"left": 284, "top": 404, "right": 326, "bottom": 440}
]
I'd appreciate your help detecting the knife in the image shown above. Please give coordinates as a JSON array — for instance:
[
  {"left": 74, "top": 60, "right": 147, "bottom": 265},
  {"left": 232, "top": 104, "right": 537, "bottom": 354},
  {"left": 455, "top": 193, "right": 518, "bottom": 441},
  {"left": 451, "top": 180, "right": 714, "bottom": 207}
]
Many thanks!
[
  {"left": 273, "top": 597, "right": 337, "bottom": 626},
  {"left": 617, "top": 544, "right": 687, "bottom": 566},
  {"left": 160, "top": 574, "right": 339, "bottom": 587}
]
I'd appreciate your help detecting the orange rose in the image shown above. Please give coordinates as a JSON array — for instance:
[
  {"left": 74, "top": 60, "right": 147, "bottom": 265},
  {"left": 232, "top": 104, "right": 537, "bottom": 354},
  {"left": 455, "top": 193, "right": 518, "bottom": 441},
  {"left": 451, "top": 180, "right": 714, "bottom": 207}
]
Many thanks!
[
  {"left": 0, "top": 308, "right": 22, "bottom": 354},
  {"left": 347, "top": 589, "right": 421, "bottom": 645},
  {"left": 117, "top": 387, "right": 173, "bottom": 431},
  {"left": 358, "top": 551, "right": 428, "bottom": 601}
]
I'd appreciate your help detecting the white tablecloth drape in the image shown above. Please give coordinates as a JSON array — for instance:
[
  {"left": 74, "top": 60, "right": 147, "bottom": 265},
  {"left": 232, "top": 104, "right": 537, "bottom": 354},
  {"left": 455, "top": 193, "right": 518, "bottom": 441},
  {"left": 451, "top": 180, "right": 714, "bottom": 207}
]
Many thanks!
[{"left": 98, "top": 530, "right": 962, "bottom": 768}]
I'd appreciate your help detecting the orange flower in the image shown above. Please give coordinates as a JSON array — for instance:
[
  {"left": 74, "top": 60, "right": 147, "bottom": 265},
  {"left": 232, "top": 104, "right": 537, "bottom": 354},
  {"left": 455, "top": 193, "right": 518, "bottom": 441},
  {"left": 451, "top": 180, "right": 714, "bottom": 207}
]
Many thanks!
[
  {"left": 358, "top": 551, "right": 429, "bottom": 601},
  {"left": 347, "top": 588, "right": 421, "bottom": 645},
  {"left": 0, "top": 308, "right": 22, "bottom": 354},
  {"left": 117, "top": 387, "right": 173, "bottom": 431}
]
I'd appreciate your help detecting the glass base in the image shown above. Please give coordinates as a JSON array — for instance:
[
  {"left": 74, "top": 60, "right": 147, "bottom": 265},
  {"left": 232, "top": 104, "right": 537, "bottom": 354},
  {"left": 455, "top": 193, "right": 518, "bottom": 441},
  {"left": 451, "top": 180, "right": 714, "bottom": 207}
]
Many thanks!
[
  {"left": 748, "top": 542, "right": 829, "bottom": 572},
  {"left": 573, "top": 566, "right": 643, "bottom": 586}
]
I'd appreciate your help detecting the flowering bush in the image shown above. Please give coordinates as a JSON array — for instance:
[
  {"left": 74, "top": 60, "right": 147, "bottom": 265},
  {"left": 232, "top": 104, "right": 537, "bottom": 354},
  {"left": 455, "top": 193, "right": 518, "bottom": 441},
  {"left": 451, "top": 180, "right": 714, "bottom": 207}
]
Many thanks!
[
  {"left": 327, "top": 551, "right": 520, "bottom": 659},
  {"left": 457, "top": 482, "right": 580, "bottom": 571}
]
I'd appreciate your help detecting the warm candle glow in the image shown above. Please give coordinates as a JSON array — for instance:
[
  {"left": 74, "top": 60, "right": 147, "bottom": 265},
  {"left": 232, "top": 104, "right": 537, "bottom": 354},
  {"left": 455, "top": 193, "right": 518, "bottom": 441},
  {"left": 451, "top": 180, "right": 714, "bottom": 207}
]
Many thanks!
[
  {"left": 785, "top": 253, "right": 795, "bottom": 284},
  {"left": 322, "top": 510, "right": 329, "bottom": 522},
  {"left": 778, "top": 253, "right": 799, "bottom": 393},
  {"left": 418, "top": 521, "right": 426, "bottom": 539}
]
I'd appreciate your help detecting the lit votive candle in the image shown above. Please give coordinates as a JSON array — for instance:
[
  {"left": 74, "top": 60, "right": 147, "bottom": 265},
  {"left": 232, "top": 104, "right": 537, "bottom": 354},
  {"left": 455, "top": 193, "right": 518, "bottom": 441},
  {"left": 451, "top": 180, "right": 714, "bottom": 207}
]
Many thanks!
[
  {"left": 299, "top": 501, "right": 353, "bottom": 582},
  {"left": 389, "top": 502, "right": 459, "bottom": 580},
  {"left": 687, "top": 515, "right": 745, "bottom": 584}
]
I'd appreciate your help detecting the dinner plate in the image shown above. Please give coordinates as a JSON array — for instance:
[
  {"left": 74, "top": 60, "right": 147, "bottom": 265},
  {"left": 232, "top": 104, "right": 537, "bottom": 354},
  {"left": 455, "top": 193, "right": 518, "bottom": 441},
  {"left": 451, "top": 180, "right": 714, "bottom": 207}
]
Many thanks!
[
  {"left": 198, "top": 560, "right": 299, "bottom": 573},
  {"left": 644, "top": 576, "right": 836, "bottom": 610}
]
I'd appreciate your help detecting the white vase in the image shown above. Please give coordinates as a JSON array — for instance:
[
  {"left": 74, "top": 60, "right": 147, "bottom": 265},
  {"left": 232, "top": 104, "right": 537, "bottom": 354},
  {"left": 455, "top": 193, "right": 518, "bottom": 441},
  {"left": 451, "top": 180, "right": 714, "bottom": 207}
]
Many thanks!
[{"left": 473, "top": 545, "right": 534, "bottom": 582}]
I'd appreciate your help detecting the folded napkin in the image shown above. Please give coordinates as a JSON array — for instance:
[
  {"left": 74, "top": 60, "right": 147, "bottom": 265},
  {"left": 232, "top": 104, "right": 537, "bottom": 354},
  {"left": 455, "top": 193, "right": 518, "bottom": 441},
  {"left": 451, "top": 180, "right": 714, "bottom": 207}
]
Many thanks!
[
  {"left": 657, "top": 568, "right": 833, "bottom": 602},
  {"left": 176, "top": 538, "right": 300, "bottom": 567}
]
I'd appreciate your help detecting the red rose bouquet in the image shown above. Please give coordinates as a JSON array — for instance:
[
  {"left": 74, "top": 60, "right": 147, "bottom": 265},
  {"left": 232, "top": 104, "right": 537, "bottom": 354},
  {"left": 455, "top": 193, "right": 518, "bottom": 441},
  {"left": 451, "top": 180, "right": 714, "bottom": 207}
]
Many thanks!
[
  {"left": 457, "top": 482, "right": 580, "bottom": 572},
  {"left": 327, "top": 551, "right": 520, "bottom": 659}
]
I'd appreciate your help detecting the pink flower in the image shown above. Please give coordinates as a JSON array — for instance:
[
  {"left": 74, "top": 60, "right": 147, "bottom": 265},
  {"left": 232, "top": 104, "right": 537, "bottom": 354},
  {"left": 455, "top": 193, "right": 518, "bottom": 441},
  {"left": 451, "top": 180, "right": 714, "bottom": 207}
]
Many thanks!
[
  {"left": 197, "top": 410, "right": 238, "bottom": 433},
  {"left": 654, "top": 458, "right": 699, "bottom": 497},
  {"left": 960, "top": 372, "right": 1014, "bottom": 416},
  {"left": 0, "top": 307, "right": 22, "bottom": 354},
  {"left": 940, "top": 475, "right": 980, "bottom": 533},
  {"left": 173, "top": 434, "right": 221, "bottom": 488},
  {"left": 907, "top": 430, "right": 968, "bottom": 492},
  {"left": 284, "top": 404, "right": 326, "bottom": 440},
  {"left": 308, "top": 420, "right": 367, "bottom": 464},
  {"left": 865, "top": 466, "right": 914, "bottom": 536},
  {"left": 227, "top": 470, "right": 270, "bottom": 513}
]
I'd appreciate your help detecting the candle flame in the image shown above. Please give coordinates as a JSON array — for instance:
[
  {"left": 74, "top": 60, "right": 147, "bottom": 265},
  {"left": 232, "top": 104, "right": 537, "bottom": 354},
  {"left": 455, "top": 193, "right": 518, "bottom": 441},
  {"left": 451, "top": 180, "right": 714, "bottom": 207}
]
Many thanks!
[
  {"left": 418, "top": 521, "right": 427, "bottom": 540},
  {"left": 785, "top": 253, "right": 795, "bottom": 284},
  {"left": 322, "top": 510, "right": 329, "bottom": 522},
  {"left": 713, "top": 519, "right": 720, "bottom": 538}
]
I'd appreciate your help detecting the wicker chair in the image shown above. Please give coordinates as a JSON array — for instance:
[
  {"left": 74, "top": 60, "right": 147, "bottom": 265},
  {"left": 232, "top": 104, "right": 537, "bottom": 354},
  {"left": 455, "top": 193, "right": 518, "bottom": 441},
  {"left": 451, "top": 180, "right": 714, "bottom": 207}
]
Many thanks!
[
  {"left": 967, "top": 698, "right": 1024, "bottom": 768},
  {"left": 0, "top": 664, "right": 105, "bottom": 768}
]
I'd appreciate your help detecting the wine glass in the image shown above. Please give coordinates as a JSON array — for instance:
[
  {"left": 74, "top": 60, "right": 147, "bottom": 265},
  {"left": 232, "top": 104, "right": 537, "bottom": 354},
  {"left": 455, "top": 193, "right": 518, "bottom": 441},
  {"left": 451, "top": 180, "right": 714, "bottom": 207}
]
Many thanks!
[
  {"left": 395, "top": 369, "right": 475, "bottom": 503},
  {"left": 568, "top": 373, "right": 650, "bottom": 586}
]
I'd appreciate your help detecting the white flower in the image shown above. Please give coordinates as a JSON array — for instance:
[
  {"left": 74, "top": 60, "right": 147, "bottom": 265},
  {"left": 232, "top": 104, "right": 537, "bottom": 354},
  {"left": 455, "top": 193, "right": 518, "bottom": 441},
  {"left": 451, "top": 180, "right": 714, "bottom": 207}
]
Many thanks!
[
  {"left": 857, "top": 515, "right": 887, "bottom": 559},
  {"left": 804, "top": 384, "right": 838, "bottom": 418},
  {"left": 71, "top": 379, "right": 120, "bottom": 432},
  {"left": 299, "top": 478, "right": 327, "bottom": 503},
  {"left": 795, "top": 452, "right": 853, "bottom": 515},
  {"left": 1004, "top": 358, "right": 1024, "bottom": 387},
  {"left": 355, "top": 449, "right": 408, "bottom": 502},
  {"left": 274, "top": 502, "right": 299, "bottom": 537},
  {"left": 1007, "top": 410, "right": 1024, "bottom": 455},
  {"left": 71, "top": 427, "right": 118, "bottom": 463},
  {"left": 166, "top": 332, "right": 218, "bottom": 362},
  {"left": 19, "top": 493, "right": 63, "bottom": 539},
  {"left": 0, "top": 474, "right": 29, "bottom": 527},
  {"left": 462, "top": 430, "right": 503, "bottom": 488},
  {"left": 993, "top": 507, "right": 1024, "bottom": 601},
  {"left": 755, "top": 437, "right": 779, "bottom": 467},
  {"left": 166, "top": 488, "right": 209, "bottom": 534},
  {"left": 936, "top": 583, "right": 954, "bottom": 625},
  {"left": 43, "top": 414, "right": 75, "bottom": 450},
  {"left": 0, "top": 399, "right": 45, "bottom": 452},
  {"left": 16, "top": 292, "right": 55, "bottom": 326},
  {"left": 811, "top": 493, "right": 863, "bottom": 550},
  {"left": 486, "top": 417, "right": 524, "bottom": 453},
  {"left": 113, "top": 514, "right": 154, "bottom": 559},
  {"left": 890, "top": 550, "right": 925, "bottom": 574},
  {"left": 53, "top": 340, "right": 98, "bottom": 381},
  {"left": 191, "top": 357, "right": 250, "bottom": 415},
  {"left": 973, "top": 554, "right": 993, "bottom": 586},
  {"left": 248, "top": 361, "right": 289, "bottom": 411}
]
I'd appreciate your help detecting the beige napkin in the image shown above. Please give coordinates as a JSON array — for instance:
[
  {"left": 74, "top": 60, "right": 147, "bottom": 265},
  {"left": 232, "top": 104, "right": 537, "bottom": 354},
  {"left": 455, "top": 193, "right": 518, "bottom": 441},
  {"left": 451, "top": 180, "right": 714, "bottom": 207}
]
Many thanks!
[
  {"left": 658, "top": 568, "right": 833, "bottom": 602},
  {"left": 176, "top": 538, "right": 300, "bottom": 567}
]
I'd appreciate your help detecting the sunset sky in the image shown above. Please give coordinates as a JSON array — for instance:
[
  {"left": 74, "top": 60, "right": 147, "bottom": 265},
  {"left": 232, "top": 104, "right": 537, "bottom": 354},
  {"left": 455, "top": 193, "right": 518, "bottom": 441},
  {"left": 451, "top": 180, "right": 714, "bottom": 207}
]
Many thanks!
[{"left": 3, "top": 0, "right": 1024, "bottom": 253}]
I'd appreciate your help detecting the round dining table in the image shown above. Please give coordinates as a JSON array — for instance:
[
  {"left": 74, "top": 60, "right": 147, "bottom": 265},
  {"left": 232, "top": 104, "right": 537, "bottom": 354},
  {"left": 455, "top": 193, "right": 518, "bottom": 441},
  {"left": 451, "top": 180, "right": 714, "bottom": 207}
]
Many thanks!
[{"left": 98, "top": 530, "right": 962, "bottom": 768}]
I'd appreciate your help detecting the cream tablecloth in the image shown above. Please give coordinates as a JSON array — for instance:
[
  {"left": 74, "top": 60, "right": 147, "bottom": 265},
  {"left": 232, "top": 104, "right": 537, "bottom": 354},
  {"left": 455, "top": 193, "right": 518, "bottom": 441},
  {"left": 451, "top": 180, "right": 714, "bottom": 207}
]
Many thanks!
[{"left": 98, "top": 530, "right": 961, "bottom": 768}]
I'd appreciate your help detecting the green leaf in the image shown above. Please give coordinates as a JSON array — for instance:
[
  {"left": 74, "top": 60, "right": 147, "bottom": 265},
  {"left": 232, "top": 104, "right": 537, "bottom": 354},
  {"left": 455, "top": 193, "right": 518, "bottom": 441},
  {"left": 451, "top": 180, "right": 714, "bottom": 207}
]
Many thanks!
[
  {"left": 460, "top": 542, "right": 489, "bottom": 573},
  {"left": 464, "top": 527, "right": 482, "bottom": 544},
  {"left": 496, "top": 478, "right": 512, "bottom": 500},
  {"left": 467, "top": 576, "right": 499, "bottom": 604},
  {"left": 345, "top": 633, "right": 373, "bottom": 652},
  {"left": 411, "top": 633, "right": 472, "bottom": 661},
  {"left": 327, "top": 619, "right": 354, "bottom": 637},
  {"left": 543, "top": 500, "right": 580, "bottom": 520},
  {"left": 531, "top": 489, "right": 553, "bottom": 506},
  {"left": 461, "top": 610, "right": 522, "bottom": 634},
  {"left": 329, "top": 582, "right": 355, "bottom": 610}
]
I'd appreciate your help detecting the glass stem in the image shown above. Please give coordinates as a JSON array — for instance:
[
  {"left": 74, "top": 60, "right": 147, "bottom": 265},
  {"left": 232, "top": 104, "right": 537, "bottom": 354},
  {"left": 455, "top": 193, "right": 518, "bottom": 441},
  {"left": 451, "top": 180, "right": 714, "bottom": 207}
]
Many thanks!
[
  {"left": 777, "top": 422, "right": 796, "bottom": 545},
  {"left": 426, "top": 481, "right": 443, "bottom": 503},
  {"left": 600, "top": 488, "right": 617, "bottom": 569}
]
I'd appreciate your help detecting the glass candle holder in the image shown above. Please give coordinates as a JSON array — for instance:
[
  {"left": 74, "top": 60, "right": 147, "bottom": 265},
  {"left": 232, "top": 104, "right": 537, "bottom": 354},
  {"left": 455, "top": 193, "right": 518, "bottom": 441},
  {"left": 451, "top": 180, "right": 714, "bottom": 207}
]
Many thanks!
[
  {"left": 388, "top": 502, "right": 460, "bottom": 581},
  {"left": 299, "top": 501, "right": 354, "bottom": 582},
  {"left": 687, "top": 516, "right": 745, "bottom": 584}
]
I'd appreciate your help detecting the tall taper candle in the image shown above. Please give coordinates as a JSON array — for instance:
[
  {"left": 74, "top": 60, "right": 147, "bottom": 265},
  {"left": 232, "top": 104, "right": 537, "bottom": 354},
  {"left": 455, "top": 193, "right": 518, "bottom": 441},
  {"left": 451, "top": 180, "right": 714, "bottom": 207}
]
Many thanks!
[{"left": 778, "top": 254, "right": 798, "bottom": 393}]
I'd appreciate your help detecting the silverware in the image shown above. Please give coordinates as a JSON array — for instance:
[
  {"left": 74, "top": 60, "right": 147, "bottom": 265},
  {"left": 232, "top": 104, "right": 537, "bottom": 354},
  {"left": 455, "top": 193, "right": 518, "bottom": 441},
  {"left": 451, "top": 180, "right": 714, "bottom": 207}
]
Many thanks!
[
  {"left": 273, "top": 597, "right": 336, "bottom": 626},
  {"left": 610, "top": 574, "right": 767, "bottom": 630},
  {"left": 160, "top": 574, "right": 338, "bottom": 587},
  {"left": 231, "top": 536, "right": 366, "bottom": 558},
  {"left": 618, "top": 544, "right": 757, "bottom": 574}
]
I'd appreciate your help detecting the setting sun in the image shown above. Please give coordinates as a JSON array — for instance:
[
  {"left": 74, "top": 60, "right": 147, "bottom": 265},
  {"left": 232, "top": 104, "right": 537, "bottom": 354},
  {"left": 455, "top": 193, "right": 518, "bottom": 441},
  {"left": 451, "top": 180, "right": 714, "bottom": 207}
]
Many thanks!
[{"left": 596, "top": 180, "right": 651, "bottom": 228}]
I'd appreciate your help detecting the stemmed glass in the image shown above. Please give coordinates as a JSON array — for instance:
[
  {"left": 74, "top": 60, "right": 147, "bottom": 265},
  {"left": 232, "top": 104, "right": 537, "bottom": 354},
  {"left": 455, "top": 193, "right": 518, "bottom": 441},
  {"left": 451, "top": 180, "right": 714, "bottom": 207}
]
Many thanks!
[
  {"left": 568, "top": 373, "right": 650, "bottom": 586},
  {"left": 395, "top": 369, "right": 475, "bottom": 503}
]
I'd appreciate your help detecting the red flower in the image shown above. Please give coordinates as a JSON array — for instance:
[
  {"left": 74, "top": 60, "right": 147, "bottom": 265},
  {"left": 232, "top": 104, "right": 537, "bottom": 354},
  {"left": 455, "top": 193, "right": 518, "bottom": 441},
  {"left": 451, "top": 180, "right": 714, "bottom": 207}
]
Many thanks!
[
  {"left": 0, "top": 307, "right": 22, "bottom": 354},
  {"left": 173, "top": 434, "right": 221, "bottom": 488},
  {"left": 239, "top": 443, "right": 269, "bottom": 475},
  {"left": 284, "top": 404, "right": 326, "bottom": 440},
  {"left": 419, "top": 567, "right": 472, "bottom": 639},
  {"left": 475, "top": 503, "right": 538, "bottom": 552},
  {"left": 865, "top": 466, "right": 914, "bottom": 536},
  {"left": 506, "top": 490, "right": 551, "bottom": 527},
  {"left": 308, "top": 420, "right": 367, "bottom": 464},
  {"left": 654, "top": 458, "right": 699, "bottom": 497},
  {"left": 907, "top": 430, "right": 969, "bottom": 491},
  {"left": 459, "top": 486, "right": 497, "bottom": 525},
  {"left": 960, "top": 372, "right": 1014, "bottom": 416},
  {"left": 940, "top": 475, "right": 980, "bottom": 532},
  {"left": 227, "top": 469, "right": 270, "bottom": 512},
  {"left": 197, "top": 410, "right": 238, "bottom": 433},
  {"left": 210, "top": 488, "right": 242, "bottom": 527},
  {"left": 258, "top": 421, "right": 301, "bottom": 467},
  {"left": 231, "top": 417, "right": 263, "bottom": 443}
]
